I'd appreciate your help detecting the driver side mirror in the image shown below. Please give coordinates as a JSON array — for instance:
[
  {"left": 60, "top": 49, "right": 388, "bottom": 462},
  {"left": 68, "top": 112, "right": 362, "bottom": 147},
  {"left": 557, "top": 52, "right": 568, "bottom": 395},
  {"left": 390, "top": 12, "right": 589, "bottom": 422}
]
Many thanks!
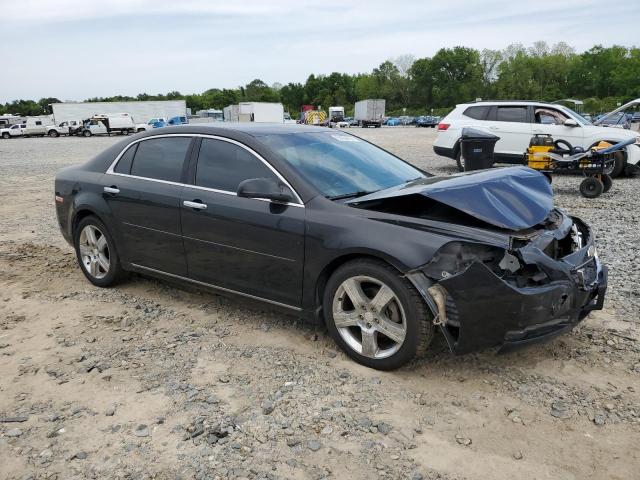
[
  {"left": 237, "top": 177, "right": 293, "bottom": 203},
  {"left": 563, "top": 118, "right": 578, "bottom": 127}
]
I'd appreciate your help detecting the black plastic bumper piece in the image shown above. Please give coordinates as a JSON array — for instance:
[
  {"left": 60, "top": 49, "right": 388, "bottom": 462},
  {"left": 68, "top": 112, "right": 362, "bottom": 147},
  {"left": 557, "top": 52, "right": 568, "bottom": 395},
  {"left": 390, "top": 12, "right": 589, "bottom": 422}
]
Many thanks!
[
  {"left": 433, "top": 145, "right": 457, "bottom": 159},
  {"left": 438, "top": 261, "right": 607, "bottom": 355}
]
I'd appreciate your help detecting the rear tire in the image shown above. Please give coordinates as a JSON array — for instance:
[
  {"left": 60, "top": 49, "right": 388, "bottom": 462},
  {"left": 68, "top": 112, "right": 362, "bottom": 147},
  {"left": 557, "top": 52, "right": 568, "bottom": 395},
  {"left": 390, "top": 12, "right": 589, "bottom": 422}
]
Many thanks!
[
  {"left": 323, "top": 259, "right": 434, "bottom": 370},
  {"left": 580, "top": 177, "right": 604, "bottom": 198},
  {"left": 74, "top": 216, "right": 127, "bottom": 287},
  {"left": 602, "top": 174, "right": 613, "bottom": 193}
]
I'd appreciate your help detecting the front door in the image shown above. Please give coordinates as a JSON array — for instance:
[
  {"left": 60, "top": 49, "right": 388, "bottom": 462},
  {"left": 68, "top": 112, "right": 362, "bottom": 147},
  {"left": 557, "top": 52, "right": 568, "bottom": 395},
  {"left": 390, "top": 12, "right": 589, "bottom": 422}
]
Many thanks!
[
  {"left": 103, "top": 136, "right": 194, "bottom": 275},
  {"left": 180, "top": 137, "right": 305, "bottom": 307},
  {"left": 532, "top": 106, "right": 584, "bottom": 148}
]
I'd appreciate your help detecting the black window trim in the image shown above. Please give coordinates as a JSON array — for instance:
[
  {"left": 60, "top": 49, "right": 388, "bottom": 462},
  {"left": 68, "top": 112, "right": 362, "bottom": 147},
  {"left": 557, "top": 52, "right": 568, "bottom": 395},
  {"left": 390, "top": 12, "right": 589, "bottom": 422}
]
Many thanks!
[{"left": 105, "top": 133, "right": 304, "bottom": 207}]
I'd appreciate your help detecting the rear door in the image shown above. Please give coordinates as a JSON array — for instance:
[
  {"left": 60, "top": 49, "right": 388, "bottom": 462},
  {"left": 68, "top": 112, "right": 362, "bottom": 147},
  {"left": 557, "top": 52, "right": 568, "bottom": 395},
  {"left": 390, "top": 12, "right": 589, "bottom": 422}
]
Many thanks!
[
  {"left": 484, "top": 105, "right": 532, "bottom": 161},
  {"left": 180, "top": 137, "right": 305, "bottom": 307},
  {"left": 103, "top": 135, "right": 194, "bottom": 275}
]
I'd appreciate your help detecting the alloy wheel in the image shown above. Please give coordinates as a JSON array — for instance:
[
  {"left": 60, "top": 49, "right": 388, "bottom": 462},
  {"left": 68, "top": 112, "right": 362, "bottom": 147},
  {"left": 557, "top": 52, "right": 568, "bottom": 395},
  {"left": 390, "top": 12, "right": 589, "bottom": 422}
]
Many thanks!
[
  {"left": 78, "top": 225, "right": 110, "bottom": 279},
  {"left": 332, "top": 276, "right": 407, "bottom": 359}
]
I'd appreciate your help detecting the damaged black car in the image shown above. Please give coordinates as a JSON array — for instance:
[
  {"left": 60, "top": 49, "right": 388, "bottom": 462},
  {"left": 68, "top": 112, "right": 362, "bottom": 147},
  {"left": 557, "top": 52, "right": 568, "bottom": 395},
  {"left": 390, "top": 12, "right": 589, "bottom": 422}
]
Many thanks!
[{"left": 54, "top": 125, "right": 607, "bottom": 370}]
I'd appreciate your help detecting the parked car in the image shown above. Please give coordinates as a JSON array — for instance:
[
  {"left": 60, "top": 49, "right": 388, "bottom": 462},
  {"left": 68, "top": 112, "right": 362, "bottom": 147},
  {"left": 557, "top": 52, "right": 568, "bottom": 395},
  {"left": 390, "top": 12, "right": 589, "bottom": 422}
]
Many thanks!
[
  {"left": 345, "top": 116, "right": 358, "bottom": 127},
  {"left": 433, "top": 101, "right": 640, "bottom": 176},
  {"left": 416, "top": 115, "right": 439, "bottom": 128},
  {"left": 58, "top": 120, "right": 83, "bottom": 136},
  {"left": 167, "top": 115, "right": 189, "bottom": 126},
  {"left": 147, "top": 118, "right": 167, "bottom": 129},
  {"left": 55, "top": 125, "right": 607, "bottom": 370},
  {"left": 0, "top": 123, "right": 26, "bottom": 139},
  {"left": 385, "top": 117, "right": 400, "bottom": 126}
]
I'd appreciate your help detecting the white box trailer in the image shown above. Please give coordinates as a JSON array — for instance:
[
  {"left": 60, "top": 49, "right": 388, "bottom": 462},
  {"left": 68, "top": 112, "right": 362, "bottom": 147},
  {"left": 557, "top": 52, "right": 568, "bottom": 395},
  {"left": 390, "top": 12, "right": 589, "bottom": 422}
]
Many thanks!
[
  {"left": 354, "top": 99, "right": 385, "bottom": 127},
  {"left": 238, "top": 102, "right": 284, "bottom": 123},
  {"left": 51, "top": 100, "right": 187, "bottom": 125},
  {"left": 223, "top": 105, "right": 240, "bottom": 122}
]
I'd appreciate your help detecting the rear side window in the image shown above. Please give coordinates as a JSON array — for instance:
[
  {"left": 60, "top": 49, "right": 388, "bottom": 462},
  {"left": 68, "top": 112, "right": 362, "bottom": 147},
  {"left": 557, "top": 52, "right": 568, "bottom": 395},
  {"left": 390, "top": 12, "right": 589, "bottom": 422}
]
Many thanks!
[
  {"left": 130, "top": 137, "right": 191, "bottom": 182},
  {"left": 196, "top": 138, "right": 276, "bottom": 192},
  {"left": 496, "top": 106, "right": 528, "bottom": 123},
  {"left": 463, "top": 106, "right": 491, "bottom": 120},
  {"left": 114, "top": 144, "right": 138, "bottom": 174}
]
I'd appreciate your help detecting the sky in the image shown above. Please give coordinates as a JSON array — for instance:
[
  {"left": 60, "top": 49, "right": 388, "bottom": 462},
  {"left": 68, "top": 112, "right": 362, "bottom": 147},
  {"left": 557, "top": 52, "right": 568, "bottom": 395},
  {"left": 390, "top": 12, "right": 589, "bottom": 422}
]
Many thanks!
[{"left": 2, "top": 0, "right": 639, "bottom": 103}]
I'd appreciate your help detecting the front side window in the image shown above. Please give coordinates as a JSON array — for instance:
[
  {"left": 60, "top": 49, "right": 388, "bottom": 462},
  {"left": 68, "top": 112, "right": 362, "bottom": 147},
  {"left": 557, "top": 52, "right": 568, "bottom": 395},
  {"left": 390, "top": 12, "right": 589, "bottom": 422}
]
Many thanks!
[
  {"left": 495, "top": 106, "right": 528, "bottom": 123},
  {"left": 534, "top": 108, "right": 568, "bottom": 125},
  {"left": 130, "top": 137, "right": 191, "bottom": 182},
  {"left": 195, "top": 139, "right": 277, "bottom": 192},
  {"left": 258, "top": 131, "right": 425, "bottom": 198}
]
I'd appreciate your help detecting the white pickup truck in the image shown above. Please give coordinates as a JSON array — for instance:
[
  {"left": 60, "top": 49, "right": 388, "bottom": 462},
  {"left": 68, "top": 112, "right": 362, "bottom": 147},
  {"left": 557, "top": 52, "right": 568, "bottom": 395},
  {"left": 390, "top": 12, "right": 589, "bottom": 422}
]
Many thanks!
[
  {"left": 0, "top": 123, "right": 27, "bottom": 139},
  {"left": 23, "top": 118, "right": 69, "bottom": 137}
]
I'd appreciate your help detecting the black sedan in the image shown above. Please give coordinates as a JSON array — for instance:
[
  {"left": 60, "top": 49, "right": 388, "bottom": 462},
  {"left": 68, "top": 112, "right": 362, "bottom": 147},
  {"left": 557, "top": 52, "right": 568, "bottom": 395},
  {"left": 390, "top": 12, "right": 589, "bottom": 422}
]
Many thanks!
[{"left": 55, "top": 124, "right": 607, "bottom": 370}]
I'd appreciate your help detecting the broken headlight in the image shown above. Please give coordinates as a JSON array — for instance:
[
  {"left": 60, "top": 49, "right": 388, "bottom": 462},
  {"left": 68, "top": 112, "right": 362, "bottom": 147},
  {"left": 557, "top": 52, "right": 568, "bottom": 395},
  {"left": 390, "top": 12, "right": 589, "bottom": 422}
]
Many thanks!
[{"left": 421, "top": 242, "right": 507, "bottom": 280}]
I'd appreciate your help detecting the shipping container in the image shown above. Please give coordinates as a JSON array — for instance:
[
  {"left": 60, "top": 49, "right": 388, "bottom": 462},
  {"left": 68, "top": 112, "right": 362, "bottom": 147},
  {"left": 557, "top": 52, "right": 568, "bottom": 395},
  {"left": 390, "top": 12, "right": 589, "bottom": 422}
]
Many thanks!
[{"left": 237, "top": 102, "right": 284, "bottom": 123}]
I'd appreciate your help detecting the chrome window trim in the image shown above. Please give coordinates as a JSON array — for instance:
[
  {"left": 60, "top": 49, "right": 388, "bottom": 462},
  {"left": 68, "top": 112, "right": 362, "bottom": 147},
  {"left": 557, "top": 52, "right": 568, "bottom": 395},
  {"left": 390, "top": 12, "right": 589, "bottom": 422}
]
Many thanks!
[
  {"left": 130, "top": 263, "right": 301, "bottom": 311},
  {"left": 105, "top": 133, "right": 304, "bottom": 207}
]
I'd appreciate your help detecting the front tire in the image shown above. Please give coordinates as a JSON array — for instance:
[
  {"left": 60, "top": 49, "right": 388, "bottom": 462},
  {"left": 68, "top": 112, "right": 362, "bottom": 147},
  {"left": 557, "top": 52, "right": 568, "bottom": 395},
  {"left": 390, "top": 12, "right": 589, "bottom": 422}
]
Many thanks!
[
  {"left": 610, "top": 151, "right": 625, "bottom": 178},
  {"left": 323, "top": 259, "right": 434, "bottom": 370},
  {"left": 48, "top": 130, "right": 59, "bottom": 137},
  {"left": 83, "top": 130, "right": 92, "bottom": 137},
  {"left": 1, "top": 132, "right": 9, "bottom": 139},
  {"left": 74, "top": 216, "right": 126, "bottom": 287}
]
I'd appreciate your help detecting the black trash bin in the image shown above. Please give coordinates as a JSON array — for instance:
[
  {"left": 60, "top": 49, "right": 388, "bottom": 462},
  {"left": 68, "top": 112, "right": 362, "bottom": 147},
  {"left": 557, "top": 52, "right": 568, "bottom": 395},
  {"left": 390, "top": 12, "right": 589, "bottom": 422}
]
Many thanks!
[{"left": 460, "top": 128, "right": 500, "bottom": 171}]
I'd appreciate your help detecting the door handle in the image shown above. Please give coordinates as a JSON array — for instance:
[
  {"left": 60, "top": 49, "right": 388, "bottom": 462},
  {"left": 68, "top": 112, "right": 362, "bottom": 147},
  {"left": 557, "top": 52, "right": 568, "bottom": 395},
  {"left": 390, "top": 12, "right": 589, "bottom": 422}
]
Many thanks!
[
  {"left": 532, "top": 129, "right": 544, "bottom": 134},
  {"left": 103, "top": 186, "right": 120, "bottom": 194},
  {"left": 488, "top": 126, "right": 499, "bottom": 130},
  {"left": 183, "top": 200, "right": 207, "bottom": 210}
]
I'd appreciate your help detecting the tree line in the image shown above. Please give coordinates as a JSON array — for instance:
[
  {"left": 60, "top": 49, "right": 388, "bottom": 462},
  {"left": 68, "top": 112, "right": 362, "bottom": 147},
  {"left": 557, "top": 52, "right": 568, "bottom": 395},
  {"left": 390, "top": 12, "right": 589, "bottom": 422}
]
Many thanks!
[{"left": 2, "top": 42, "right": 639, "bottom": 118}]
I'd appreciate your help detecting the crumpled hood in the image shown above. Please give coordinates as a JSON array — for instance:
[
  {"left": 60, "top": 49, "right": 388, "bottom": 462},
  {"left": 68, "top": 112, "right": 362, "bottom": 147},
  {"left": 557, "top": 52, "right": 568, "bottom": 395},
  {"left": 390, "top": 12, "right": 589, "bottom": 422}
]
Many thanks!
[{"left": 346, "top": 166, "right": 553, "bottom": 230}]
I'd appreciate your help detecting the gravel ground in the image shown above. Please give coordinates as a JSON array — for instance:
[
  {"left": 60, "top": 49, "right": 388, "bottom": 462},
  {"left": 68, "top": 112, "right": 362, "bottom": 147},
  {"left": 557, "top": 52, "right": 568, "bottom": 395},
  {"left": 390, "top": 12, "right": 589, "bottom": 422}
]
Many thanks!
[{"left": 1, "top": 129, "right": 639, "bottom": 480}]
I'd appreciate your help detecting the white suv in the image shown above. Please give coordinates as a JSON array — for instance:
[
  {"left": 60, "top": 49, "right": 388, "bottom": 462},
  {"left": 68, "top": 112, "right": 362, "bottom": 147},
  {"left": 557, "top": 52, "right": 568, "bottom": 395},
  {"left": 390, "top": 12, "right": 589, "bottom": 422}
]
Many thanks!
[{"left": 433, "top": 101, "right": 640, "bottom": 177}]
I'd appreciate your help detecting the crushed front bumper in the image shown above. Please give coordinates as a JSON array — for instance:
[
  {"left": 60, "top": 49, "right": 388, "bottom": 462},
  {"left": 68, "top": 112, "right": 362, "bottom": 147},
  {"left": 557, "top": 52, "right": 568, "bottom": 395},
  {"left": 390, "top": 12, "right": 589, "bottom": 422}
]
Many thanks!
[
  {"left": 410, "top": 213, "right": 607, "bottom": 355},
  {"left": 438, "top": 260, "right": 606, "bottom": 354}
]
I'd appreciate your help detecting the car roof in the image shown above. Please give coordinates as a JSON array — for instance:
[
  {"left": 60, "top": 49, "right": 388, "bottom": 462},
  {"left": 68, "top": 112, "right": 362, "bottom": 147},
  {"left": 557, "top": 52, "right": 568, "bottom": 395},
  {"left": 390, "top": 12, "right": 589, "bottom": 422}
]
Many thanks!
[
  {"left": 459, "top": 100, "right": 564, "bottom": 108},
  {"left": 146, "top": 123, "right": 330, "bottom": 137}
]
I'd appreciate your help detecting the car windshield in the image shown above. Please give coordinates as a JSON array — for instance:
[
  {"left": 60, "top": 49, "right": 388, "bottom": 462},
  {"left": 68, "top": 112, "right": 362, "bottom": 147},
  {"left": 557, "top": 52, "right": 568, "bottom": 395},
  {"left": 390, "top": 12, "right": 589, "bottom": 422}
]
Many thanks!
[{"left": 258, "top": 131, "right": 425, "bottom": 199}]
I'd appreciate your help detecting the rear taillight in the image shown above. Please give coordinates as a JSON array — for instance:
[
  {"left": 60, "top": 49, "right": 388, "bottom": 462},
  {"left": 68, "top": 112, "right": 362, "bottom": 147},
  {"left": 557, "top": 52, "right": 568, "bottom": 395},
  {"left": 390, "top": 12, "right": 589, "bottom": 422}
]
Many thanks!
[{"left": 437, "top": 123, "right": 450, "bottom": 131}]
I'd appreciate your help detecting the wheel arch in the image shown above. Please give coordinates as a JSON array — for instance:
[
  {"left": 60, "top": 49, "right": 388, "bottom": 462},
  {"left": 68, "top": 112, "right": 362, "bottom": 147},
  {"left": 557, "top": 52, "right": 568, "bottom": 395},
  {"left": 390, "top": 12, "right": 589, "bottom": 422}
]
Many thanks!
[
  {"left": 313, "top": 252, "right": 407, "bottom": 323},
  {"left": 71, "top": 207, "right": 105, "bottom": 238}
]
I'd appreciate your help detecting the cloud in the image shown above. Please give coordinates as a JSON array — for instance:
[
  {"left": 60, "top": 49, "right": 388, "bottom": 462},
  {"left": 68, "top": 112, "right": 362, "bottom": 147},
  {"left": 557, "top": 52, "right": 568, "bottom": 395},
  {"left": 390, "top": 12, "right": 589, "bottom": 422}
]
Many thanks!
[{"left": 2, "top": 0, "right": 639, "bottom": 102}]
